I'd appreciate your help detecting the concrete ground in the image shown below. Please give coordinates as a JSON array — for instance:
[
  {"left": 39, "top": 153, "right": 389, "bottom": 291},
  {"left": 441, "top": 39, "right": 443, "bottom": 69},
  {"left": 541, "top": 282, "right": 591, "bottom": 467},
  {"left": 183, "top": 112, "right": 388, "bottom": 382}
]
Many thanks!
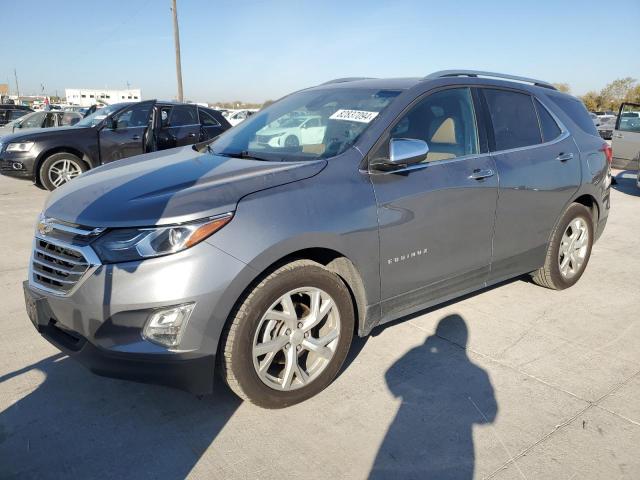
[{"left": 0, "top": 170, "right": 639, "bottom": 480}]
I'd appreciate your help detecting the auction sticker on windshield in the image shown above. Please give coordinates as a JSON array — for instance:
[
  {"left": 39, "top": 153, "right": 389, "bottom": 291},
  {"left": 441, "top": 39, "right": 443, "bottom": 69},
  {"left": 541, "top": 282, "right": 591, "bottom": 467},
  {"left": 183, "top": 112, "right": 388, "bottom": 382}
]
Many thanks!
[{"left": 329, "top": 109, "right": 379, "bottom": 123}]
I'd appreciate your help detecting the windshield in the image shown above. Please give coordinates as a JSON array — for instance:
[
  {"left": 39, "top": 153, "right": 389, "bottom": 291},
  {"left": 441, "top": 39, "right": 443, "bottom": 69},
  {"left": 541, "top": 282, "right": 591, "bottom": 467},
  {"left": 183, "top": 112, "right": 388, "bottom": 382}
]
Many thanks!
[
  {"left": 4, "top": 112, "right": 37, "bottom": 128},
  {"left": 75, "top": 104, "right": 123, "bottom": 127},
  {"left": 210, "top": 88, "right": 401, "bottom": 161}
]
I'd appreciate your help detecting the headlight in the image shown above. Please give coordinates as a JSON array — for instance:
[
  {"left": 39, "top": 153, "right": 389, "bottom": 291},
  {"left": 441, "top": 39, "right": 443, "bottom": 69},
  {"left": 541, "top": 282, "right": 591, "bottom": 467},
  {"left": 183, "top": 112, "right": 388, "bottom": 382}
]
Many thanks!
[
  {"left": 92, "top": 213, "right": 233, "bottom": 263},
  {"left": 6, "top": 141, "right": 35, "bottom": 152}
]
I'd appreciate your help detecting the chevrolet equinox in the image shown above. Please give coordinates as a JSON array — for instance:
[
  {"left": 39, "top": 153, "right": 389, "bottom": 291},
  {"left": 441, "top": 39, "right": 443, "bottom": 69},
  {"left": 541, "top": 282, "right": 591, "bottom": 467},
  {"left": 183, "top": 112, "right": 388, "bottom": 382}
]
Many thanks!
[{"left": 24, "top": 71, "right": 611, "bottom": 408}]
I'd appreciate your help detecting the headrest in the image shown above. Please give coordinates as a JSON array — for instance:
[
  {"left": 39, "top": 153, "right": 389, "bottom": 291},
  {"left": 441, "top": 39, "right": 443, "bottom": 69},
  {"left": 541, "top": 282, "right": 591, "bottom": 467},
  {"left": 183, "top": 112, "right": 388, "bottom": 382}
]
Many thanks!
[{"left": 430, "top": 117, "right": 456, "bottom": 145}]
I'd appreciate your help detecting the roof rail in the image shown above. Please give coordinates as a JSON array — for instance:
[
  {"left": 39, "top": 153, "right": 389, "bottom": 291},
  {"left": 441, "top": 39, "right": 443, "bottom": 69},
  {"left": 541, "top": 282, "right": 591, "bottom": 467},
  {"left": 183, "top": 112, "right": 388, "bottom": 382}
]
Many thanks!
[
  {"left": 424, "top": 70, "right": 556, "bottom": 90},
  {"left": 320, "top": 77, "right": 376, "bottom": 86}
]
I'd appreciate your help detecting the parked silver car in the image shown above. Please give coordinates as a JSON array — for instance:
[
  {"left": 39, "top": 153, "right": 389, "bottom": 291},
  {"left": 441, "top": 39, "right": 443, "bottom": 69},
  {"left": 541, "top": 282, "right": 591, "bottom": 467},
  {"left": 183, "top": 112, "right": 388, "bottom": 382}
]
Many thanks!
[{"left": 612, "top": 103, "right": 640, "bottom": 170}]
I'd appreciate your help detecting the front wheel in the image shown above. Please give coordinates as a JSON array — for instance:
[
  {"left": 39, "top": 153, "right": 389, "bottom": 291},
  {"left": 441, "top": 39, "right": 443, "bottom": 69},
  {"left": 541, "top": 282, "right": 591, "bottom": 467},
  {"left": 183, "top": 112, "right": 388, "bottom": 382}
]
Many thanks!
[
  {"left": 40, "top": 152, "right": 87, "bottom": 191},
  {"left": 532, "top": 203, "right": 593, "bottom": 290},
  {"left": 220, "top": 260, "right": 354, "bottom": 408}
]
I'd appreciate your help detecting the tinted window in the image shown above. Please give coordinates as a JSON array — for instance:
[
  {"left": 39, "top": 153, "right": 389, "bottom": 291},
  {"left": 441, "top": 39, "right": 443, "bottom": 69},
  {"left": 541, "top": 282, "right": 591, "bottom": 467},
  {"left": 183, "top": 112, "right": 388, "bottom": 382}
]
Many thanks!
[
  {"left": 115, "top": 103, "right": 152, "bottom": 128},
  {"left": 548, "top": 95, "right": 598, "bottom": 136},
  {"left": 9, "top": 110, "right": 29, "bottom": 121},
  {"left": 483, "top": 89, "right": 541, "bottom": 150},
  {"left": 199, "top": 109, "right": 220, "bottom": 127},
  {"left": 535, "top": 99, "right": 562, "bottom": 142},
  {"left": 168, "top": 105, "right": 198, "bottom": 126},
  {"left": 618, "top": 104, "right": 640, "bottom": 133},
  {"left": 21, "top": 112, "right": 47, "bottom": 128},
  {"left": 389, "top": 87, "right": 479, "bottom": 162}
]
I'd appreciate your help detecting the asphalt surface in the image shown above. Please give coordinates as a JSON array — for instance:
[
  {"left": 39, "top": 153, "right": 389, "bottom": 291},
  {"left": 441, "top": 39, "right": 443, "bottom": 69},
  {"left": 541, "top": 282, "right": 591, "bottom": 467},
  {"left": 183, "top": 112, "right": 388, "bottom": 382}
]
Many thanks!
[{"left": 0, "top": 170, "right": 639, "bottom": 479}]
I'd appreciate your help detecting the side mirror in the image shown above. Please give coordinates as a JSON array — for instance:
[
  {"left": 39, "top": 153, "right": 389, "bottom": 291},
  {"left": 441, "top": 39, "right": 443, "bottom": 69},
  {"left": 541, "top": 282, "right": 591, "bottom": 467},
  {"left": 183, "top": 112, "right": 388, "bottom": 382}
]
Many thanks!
[{"left": 389, "top": 138, "right": 429, "bottom": 166}]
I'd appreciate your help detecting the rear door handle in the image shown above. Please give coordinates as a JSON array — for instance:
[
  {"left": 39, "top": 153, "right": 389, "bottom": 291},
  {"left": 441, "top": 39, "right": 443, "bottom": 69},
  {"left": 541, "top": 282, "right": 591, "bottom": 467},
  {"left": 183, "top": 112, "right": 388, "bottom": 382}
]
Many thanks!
[
  {"left": 188, "top": 132, "right": 197, "bottom": 138},
  {"left": 132, "top": 135, "right": 141, "bottom": 140},
  {"left": 469, "top": 168, "right": 495, "bottom": 180},
  {"left": 556, "top": 152, "right": 574, "bottom": 162}
]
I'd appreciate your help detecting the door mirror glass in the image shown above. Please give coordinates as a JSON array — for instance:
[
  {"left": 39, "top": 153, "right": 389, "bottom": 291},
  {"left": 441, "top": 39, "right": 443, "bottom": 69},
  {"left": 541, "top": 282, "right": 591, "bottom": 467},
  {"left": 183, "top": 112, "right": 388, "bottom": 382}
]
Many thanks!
[{"left": 389, "top": 138, "right": 429, "bottom": 165}]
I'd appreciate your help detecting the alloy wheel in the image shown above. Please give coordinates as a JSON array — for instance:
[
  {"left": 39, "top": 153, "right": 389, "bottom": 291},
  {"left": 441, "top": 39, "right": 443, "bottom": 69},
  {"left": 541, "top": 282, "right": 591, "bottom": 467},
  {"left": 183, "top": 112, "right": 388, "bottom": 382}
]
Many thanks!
[
  {"left": 558, "top": 217, "right": 589, "bottom": 279},
  {"left": 48, "top": 158, "right": 82, "bottom": 187},
  {"left": 252, "top": 287, "right": 341, "bottom": 391}
]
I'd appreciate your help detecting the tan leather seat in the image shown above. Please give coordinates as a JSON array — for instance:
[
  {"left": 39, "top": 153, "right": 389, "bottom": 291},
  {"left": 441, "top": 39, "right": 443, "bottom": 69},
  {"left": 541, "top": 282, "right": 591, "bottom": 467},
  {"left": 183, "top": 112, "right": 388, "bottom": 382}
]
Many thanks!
[{"left": 425, "top": 117, "right": 457, "bottom": 161}]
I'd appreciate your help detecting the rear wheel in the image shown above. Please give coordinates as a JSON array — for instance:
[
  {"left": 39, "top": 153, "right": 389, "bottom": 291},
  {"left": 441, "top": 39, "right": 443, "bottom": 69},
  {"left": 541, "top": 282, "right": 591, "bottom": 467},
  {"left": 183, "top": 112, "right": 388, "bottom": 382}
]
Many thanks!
[
  {"left": 40, "top": 152, "right": 87, "bottom": 191},
  {"left": 221, "top": 260, "right": 354, "bottom": 408},
  {"left": 532, "top": 203, "right": 593, "bottom": 290}
]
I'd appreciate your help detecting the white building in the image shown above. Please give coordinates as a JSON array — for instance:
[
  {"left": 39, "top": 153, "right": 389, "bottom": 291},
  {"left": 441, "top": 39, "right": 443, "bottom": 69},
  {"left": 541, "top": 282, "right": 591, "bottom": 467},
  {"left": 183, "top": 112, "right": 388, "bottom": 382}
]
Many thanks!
[{"left": 65, "top": 88, "right": 142, "bottom": 107}]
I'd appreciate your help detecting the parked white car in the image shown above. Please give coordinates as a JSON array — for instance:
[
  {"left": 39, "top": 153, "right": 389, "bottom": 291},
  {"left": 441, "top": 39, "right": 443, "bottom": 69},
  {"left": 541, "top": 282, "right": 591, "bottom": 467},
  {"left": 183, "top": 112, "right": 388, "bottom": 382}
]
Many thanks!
[
  {"left": 255, "top": 115, "right": 326, "bottom": 148},
  {"left": 226, "top": 109, "right": 258, "bottom": 126}
]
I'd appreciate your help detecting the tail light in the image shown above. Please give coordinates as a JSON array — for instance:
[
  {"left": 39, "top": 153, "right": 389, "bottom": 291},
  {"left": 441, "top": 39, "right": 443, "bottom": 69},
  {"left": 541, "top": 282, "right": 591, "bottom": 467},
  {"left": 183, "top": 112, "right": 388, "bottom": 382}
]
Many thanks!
[{"left": 600, "top": 143, "right": 613, "bottom": 164}]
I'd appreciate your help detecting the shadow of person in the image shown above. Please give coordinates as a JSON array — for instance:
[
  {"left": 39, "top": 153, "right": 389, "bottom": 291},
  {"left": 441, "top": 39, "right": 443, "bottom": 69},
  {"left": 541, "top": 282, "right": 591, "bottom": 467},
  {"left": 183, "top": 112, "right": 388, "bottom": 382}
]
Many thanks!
[
  {"left": 0, "top": 354, "right": 241, "bottom": 479},
  {"left": 369, "top": 314, "right": 497, "bottom": 480}
]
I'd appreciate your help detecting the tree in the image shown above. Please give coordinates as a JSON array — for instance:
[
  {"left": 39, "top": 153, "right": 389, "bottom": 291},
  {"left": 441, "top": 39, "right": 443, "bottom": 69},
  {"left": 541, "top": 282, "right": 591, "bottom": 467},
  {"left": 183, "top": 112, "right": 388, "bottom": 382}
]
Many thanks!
[
  {"left": 599, "top": 77, "right": 636, "bottom": 111},
  {"left": 624, "top": 84, "right": 640, "bottom": 104},
  {"left": 580, "top": 91, "right": 600, "bottom": 112},
  {"left": 553, "top": 83, "right": 571, "bottom": 93}
]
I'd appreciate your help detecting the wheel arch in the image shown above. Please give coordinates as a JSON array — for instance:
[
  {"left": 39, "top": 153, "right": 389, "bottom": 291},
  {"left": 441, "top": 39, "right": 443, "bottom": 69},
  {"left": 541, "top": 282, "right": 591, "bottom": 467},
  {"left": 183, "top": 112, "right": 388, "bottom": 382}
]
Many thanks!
[
  {"left": 34, "top": 146, "right": 94, "bottom": 185},
  {"left": 571, "top": 193, "right": 599, "bottom": 230},
  {"left": 213, "top": 247, "right": 369, "bottom": 365}
]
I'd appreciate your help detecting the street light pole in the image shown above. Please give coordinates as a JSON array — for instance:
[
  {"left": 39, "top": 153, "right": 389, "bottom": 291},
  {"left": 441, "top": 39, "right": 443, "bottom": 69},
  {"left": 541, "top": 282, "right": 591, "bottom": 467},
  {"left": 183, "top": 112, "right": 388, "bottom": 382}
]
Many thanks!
[
  {"left": 14, "top": 69, "right": 20, "bottom": 100},
  {"left": 171, "top": 0, "right": 184, "bottom": 102}
]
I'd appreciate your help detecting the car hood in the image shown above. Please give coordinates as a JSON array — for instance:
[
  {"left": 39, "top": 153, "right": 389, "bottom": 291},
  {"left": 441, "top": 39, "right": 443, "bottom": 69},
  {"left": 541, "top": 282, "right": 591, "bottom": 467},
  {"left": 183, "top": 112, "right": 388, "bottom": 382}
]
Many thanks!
[
  {"left": 44, "top": 146, "right": 327, "bottom": 228},
  {"left": 0, "top": 125, "right": 90, "bottom": 143},
  {"left": 0, "top": 126, "right": 15, "bottom": 138}
]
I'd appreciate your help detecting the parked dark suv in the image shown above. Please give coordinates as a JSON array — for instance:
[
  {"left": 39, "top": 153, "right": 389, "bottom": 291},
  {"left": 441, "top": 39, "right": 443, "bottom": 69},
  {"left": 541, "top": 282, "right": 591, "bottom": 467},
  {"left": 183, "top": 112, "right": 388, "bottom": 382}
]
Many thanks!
[
  {"left": 0, "top": 101, "right": 231, "bottom": 190},
  {"left": 23, "top": 71, "right": 611, "bottom": 408},
  {"left": 0, "top": 104, "right": 33, "bottom": 126}
]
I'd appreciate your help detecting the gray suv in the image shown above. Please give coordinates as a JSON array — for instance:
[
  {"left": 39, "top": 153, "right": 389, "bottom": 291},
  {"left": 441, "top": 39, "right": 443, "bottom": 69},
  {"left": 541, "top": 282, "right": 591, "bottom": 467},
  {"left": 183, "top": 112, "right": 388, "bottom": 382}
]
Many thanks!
[{"left": 23, "top": 71, "right": 611, "bottom": 408}]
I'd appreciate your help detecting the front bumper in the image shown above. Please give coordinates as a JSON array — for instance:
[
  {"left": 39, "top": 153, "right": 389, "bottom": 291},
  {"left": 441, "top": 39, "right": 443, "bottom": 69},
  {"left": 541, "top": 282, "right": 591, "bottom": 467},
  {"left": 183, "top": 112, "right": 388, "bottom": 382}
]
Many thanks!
[
  {"left": 24, "top": 238, "right": 252, "bottom": 394},
  {"left": 0, "top": 151, "right": 37, "bottom": 179}
]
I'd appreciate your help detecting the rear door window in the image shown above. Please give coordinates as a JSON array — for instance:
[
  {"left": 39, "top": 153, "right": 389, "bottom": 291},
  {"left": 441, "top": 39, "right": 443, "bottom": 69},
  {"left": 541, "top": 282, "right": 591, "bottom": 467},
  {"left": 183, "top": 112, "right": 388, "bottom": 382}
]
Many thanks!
[
  {"left": 199, "top": 109, "right": 221, "bottom": 126},
  {"left": 483, "top": 89, "right": 542, "bottom": 151},
  {"left": 548, "top": 95, "right": 599, "bottom": 136},
  {"left": 168, "top": 105, "right": 198, "bottom": 126},
  {"left": 534, "top": 99, "right": 562, "bottom": 142}
]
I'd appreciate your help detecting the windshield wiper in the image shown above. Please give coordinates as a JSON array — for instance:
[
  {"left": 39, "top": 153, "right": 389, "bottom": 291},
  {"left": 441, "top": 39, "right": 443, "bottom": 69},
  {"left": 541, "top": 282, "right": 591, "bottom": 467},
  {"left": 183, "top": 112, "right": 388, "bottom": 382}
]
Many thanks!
[{"left": 213, "top": 150, "right": 275, "bottom": 162}]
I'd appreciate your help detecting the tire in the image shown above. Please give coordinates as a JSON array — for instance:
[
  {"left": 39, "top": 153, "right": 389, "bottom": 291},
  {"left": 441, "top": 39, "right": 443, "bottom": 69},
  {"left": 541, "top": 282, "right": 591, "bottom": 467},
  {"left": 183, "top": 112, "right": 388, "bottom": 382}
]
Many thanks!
[
  {"left": 284, "top": 135, "right": 299, "bottom": 148},
  {"left": 532, "top": 203, "right": 594, "bottom": 290},
  {"left": 40, "top": 152, "right": 87, "bottom": 191},
  {"left": 221, "top": 260, "right": 355, "bottom": 408}
]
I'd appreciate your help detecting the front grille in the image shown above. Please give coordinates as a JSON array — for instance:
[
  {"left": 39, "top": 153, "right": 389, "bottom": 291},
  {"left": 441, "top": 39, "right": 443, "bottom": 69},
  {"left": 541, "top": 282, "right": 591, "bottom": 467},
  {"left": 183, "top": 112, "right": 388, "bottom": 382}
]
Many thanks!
[{"left": 31, "top": 238, "right": 90, "bottom": 294}]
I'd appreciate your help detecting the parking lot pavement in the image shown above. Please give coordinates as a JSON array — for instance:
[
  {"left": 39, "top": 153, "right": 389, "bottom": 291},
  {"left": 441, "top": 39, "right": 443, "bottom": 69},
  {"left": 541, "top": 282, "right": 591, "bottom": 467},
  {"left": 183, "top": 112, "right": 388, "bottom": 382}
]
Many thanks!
[{"left": 0, "top": 171, "right": 639, "bottom": 479}]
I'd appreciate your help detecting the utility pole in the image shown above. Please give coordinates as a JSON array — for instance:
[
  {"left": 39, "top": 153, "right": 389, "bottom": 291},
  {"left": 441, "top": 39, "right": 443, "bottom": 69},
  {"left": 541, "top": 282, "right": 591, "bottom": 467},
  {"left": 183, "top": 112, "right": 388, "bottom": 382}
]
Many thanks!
[
  {"left": 171, "top": 0, "right": 184, "bottom": 102},
  {"left": 14, "top": 69, "right": 20, "bottom": 100}
]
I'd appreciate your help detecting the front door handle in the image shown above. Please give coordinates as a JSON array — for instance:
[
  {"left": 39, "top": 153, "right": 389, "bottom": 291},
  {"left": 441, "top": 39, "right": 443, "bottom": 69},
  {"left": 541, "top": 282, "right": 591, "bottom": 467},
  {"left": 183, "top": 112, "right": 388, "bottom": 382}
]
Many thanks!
[
  {"left": 556, "top": 152, "right": 574, "bottom": 162},
  {"left": 469, "top": 168, "right": 495, "bottom": 180},
  {"left": 188, "top": 132, "right": 197, "bottom": 138},
  {"left": 132, "top": 135, "right": 141, "bottom": 140}
]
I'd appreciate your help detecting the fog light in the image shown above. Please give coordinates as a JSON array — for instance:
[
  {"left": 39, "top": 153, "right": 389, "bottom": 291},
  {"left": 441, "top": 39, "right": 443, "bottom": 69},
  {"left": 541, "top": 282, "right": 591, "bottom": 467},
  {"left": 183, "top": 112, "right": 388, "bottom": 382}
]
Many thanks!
[
  {"left": 12, "top": 162, "right": 24, "bottom": 170},
  {"left": 143, "top": 303, "right": 195, "bottom": 348}
]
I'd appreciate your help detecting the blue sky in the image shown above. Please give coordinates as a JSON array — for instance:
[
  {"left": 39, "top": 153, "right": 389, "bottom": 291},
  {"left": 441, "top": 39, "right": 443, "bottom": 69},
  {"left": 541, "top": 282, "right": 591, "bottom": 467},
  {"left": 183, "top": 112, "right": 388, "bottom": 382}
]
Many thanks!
[{"left": 2, "top": 0, "right": 639, "bottom": 103}]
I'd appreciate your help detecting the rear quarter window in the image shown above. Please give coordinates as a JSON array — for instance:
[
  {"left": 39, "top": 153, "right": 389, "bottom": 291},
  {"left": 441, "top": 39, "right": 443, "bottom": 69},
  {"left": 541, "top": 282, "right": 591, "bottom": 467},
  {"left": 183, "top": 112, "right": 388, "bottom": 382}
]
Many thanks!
[{"left": 548, "top": 95, "right": 598, "bottom": 136}]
